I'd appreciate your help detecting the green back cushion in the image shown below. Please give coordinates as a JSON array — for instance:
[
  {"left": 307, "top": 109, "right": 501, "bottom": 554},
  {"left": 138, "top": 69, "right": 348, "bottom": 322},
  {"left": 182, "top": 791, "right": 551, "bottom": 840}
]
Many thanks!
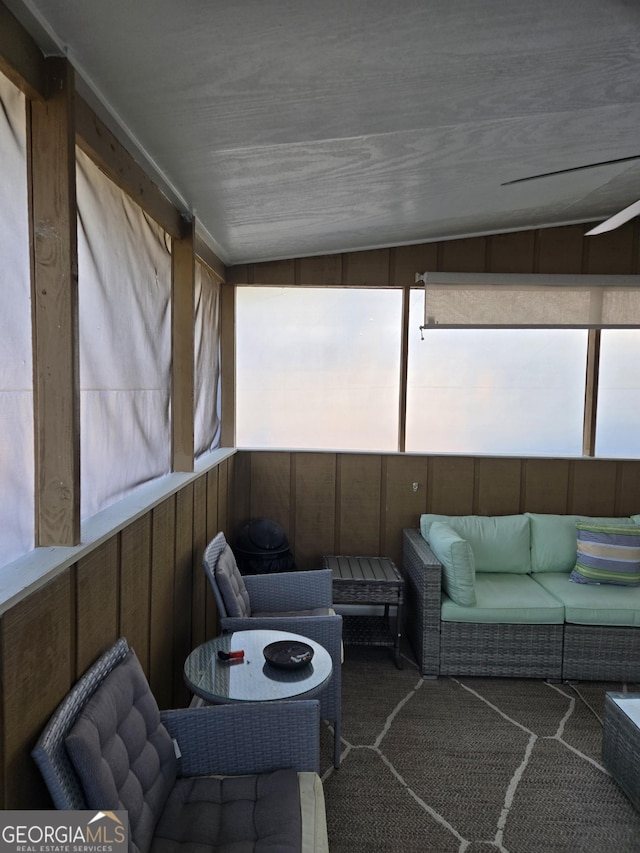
[
  {"left": 526, "top": 513, "right": 638, "bottom": 573},
  {"left": 422, "top": 514, "right": 530, "bottom": 573},
  {"left": 420, "top": 514, "right": 454, "bottom": 539},
  {"left": 428, "top": 522, "right": 476, "bottom": 606},
  {"left": 570, "top": 521, "right": 640, "bottom": 586}
]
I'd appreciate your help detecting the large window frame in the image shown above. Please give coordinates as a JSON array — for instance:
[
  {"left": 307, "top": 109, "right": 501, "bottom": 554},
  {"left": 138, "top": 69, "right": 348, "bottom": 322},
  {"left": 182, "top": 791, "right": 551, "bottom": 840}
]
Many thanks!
[{"left": 236, "top": 282, "right": 639, "bottom": 459}]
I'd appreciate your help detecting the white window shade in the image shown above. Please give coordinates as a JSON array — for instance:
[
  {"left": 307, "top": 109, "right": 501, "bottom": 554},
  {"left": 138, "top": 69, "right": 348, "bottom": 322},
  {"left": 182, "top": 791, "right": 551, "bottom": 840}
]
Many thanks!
[
  {"left": 417, "top": 272, "right": 640, "bottom": 329},
  {"left": 77, "top": 148, "right": 172, "bottom": 520},
  {"left": 0, "top": 72, "right": 33, "bottom": 568},
  {"left": 194, "top": 262, "right": 221, "bottom": 457}
]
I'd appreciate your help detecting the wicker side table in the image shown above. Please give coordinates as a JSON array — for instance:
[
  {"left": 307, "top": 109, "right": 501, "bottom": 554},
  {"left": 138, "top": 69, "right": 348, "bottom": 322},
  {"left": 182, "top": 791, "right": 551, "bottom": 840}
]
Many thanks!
[
  {"left": 602, "top": 692, "right": 640, "bottom": 810},
  {"left": 323, "top": 555, "right": 404, "bottom": 669}
]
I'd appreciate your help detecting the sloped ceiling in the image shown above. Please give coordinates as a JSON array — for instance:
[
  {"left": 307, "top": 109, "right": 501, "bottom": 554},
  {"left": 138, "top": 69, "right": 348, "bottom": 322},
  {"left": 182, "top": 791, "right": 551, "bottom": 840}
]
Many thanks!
[{"left": 6, "top": 0, "right": 640, "bottom": 264}]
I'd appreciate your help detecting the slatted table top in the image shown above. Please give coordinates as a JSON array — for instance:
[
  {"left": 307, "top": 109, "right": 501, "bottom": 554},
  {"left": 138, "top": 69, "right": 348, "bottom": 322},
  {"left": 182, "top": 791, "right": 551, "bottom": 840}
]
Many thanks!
[{"left": 323, "top": 555, "right": 403, "bottom": 603}]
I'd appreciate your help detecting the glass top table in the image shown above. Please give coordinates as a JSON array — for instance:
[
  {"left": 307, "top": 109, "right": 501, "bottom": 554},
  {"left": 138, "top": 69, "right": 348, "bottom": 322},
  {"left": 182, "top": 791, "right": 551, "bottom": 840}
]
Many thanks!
[{"left": 184, "top": 629, "right": 333, "bottom": 704}]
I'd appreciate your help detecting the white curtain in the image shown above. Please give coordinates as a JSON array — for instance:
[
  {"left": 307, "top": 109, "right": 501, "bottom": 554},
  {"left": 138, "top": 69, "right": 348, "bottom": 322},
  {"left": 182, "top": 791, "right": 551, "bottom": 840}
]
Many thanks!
[
  {"left": 0, "top": 73, "right": 33, "bottom": 568},
  {"left": 76, "top": 148, "right": 172, "bottom": 520},
  {"left": 194, "top": 261, "right": 221, "bottom": 456}
]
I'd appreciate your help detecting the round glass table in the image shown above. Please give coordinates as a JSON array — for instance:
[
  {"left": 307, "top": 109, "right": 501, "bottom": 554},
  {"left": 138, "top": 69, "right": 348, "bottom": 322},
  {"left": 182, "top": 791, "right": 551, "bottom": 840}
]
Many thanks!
[{"left": 184, "top": 629, "right": 333, "bottom": 704}]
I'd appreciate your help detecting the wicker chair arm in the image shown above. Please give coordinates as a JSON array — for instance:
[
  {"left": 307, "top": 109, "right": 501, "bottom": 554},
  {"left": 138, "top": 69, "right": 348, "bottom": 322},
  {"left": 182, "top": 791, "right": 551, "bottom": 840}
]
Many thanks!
[
  {"left": 402, "top": 528, "right": 442, "bottom": 677},
  {"left": 244, "top": 569, "right": 332, "bottom": 611},
  {"left": 161, "top": 701, "right": 321, "bottom": 776}
]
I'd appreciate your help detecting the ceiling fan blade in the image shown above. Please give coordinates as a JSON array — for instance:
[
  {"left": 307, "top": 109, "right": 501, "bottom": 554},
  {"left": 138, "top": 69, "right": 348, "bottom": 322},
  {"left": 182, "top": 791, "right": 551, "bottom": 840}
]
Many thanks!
[
  {"left": 502, "top": 154, "right": 640, "bottom": 186},
  {"left": 585, "top": 199, "right": 640, "bottom": 236}
]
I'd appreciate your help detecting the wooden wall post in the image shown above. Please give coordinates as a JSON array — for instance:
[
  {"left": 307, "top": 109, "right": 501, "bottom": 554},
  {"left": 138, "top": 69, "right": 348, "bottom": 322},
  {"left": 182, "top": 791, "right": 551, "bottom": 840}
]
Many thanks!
[
  {"left": 28, "top": 57, "right": 80, "bottom": 546},
  {"left": 172, "top": 216, "right": 196, "bottom": 471},
  {"left": 583, "top": 329, "right": 601, "bottom": 457},
  {"left": 220, "top": 283, "right": 236, "bottom": 447}
]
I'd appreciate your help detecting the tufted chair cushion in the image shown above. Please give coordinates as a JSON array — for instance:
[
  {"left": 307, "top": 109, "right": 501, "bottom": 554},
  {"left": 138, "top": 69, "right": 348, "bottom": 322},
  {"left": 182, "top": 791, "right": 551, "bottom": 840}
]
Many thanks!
[
  {"left": 215, "top": 544, "right": 251, "bottom": 617},
  {"left": 65, "top": 649, "right": 177, "bottom": 853}
]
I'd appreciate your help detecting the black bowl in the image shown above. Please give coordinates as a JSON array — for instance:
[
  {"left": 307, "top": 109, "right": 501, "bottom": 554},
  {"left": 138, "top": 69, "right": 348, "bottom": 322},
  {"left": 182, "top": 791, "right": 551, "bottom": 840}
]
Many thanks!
[{"left": 263, "top": 640, "right": 314, "bottom": 669}]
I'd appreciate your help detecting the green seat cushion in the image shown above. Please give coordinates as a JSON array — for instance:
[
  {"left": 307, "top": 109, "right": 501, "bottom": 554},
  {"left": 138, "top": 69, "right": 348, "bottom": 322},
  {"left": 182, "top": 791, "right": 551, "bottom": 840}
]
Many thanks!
[
  {"left": 440, "top": 574, "right": 564, "bottom": 624},
  {"left": 428, "top": 522, "right": 476, "bottom": 606},
  {"left": 571, "top": 521, "right": 640, "bottom": 586},
  {"left": 526, "top": 513, "right": 638, "bottom": 573},
  {"left": 421, "top": 514, "right": 530, "bottom": 573},
  {"left": 533, "top": 572, "right": 640, "bottom": 628}
]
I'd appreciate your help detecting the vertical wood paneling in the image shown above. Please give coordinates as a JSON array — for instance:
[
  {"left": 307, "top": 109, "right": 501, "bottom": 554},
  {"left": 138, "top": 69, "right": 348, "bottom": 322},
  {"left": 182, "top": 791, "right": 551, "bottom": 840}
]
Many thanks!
[
  {"left": 251, "top": 259, "right": 296, "bottom": 285},
  {"left": 617, "top": 461, "right": 640, "bottom": 515},
  {"left": 392, "top": 244, "right": 439, "bottom": 286},
  {"left": 344, "top": 248, "right": 390, "bottom": 285},
  {"left": 120, "top": 514, "right": 152, "bottom": 674},
  {"left": 294, "top": 453, "right": 336, "bottom": 568},
  {"left": 249, "top": 452, "right": 292, "bottom": 537},
  {"left": 488, "top": 231, "right": 536, "bottom": 273},
  {"left": 76, "top": 539, "right": 119, "bottom": 675},
  {"left": 1, "top": 573, "right": 72, "bottom": 808},
  {"left": 383, "top": 455, "right": 428, "bottom": 564},
  {"left": 206, "top": 466, "right": 221, "bottom": 541},
  {"left": 428, "top": 456, "right": 475, "bottom": 514},
  {"left": 537, "top": 225, "right": 585, "bottom": 273},
  {"left": 217, "top": 457, "right": 230, "bottom": 535},
  {"left": 231, "top": 450, "right": 251, "bottom": 533},
  {"left": 191, "top": 475, "right": 209, "bottom": 649},
  {"left": 584, "top": 221, "right": 637, "bottom": 274},
  {"left": 522, "top": 459, "right": 571, "bottom": 512},
  {"left": 337, "top": 454, "right": 382, "bottom": 555},
  {"left": 205, "top": 466, "right": 221, "bottom": 639},
  {"left": 298, "top": 254, "right": 342, "bottom": 285},
  {"left": 149, "top": 497, "right": 176, "bottom": 709},
  {"left": 569, "top": 460, "right": 618, "bottom": 515},
  {"left": 174, "top": 485, "right": 194, "bottom": 706},
  {"left": 440, "top": 237, "right": 487, "bottom": 271},
  {"left": 475, "top": 458, "right": 523, "bottom": 514}
]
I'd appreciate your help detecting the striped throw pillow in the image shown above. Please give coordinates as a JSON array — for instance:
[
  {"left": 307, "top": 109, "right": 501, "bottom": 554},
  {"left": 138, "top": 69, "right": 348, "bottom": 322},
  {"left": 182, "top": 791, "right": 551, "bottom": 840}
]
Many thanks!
[{"left": 570, "top": 522, "right": 640, "bottom": 586}]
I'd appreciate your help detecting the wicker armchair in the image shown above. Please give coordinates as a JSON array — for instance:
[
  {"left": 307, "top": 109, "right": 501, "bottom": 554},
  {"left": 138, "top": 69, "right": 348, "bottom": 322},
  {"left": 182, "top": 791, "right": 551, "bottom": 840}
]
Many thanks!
[
  {"left": 32, "top": 637, "right": 328, "bottom": 852},
  {"left": 204, "top": 531, "right": 343, "bottom": 768}
]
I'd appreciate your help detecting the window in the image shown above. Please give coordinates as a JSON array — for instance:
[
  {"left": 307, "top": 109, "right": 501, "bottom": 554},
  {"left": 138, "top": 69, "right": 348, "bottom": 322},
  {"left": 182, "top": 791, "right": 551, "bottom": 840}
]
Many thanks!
[
  {"left": 236, "top": 287, "right": 402, "bottom": 450},
  {"left": 406, "top": 290, "right": 587, "bottom": 455},
  {"left": 596, "top": 330, "right": 640, "bottom": 458}
]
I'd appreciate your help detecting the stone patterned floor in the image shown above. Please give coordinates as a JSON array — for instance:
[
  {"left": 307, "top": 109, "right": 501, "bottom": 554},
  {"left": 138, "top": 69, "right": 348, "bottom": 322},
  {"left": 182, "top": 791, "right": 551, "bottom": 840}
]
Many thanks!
[{"left": 319, "top": 646, "right": 640, "bottom": 852}]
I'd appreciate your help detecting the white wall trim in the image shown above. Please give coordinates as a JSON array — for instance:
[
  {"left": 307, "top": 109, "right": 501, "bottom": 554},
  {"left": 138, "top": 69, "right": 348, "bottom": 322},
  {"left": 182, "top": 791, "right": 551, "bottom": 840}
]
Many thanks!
[{"left": 0, "top": 447, "right": 236, "bottom": 614}]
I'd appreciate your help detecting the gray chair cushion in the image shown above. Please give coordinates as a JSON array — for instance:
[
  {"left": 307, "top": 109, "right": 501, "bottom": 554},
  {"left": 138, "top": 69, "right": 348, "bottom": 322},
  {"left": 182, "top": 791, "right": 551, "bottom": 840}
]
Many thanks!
[
  {"left": 150, "top": 769, "right": 302, "bottom": 852},
  {"left": 65, "top": 649, "right": 177, "bottom": 853},
  {"left": 215, "top": 545, "right": 251, "bottom": 617}
]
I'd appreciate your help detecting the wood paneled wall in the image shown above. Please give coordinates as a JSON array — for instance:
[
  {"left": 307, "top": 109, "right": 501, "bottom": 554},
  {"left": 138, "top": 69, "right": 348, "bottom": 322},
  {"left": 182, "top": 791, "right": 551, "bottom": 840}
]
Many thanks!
[
  {"left": 233, "top": 451, "right": 640, "bottom": 570},
  {"left": 227, "top": 220, "right": 640, "bottom": 286},
  {"left": 0, "top": 456, "right": 233, "bottom": 809}
]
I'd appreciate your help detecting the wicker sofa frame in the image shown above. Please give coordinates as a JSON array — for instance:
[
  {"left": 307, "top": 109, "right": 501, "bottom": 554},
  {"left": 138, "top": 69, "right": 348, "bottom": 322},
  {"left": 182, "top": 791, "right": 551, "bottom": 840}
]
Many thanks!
[{"left": 402, "top": 528, "right": 640, "bottom": 681}]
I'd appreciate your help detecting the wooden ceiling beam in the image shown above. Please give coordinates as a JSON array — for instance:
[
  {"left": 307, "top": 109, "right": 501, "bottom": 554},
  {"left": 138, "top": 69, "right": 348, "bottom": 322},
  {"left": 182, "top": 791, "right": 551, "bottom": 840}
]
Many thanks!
[
  {"left": 0, "top": 1, "right": 46, "bottom": 100},
  {"left": 75, "top": 95, "right": 184, "bottom": 239}
]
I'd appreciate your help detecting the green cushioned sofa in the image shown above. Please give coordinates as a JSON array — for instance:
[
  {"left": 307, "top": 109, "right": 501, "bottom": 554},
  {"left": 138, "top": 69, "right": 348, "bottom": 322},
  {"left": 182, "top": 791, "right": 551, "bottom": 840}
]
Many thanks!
[{"left": 402, "top": 512, "right": 640, "bottom": 680}]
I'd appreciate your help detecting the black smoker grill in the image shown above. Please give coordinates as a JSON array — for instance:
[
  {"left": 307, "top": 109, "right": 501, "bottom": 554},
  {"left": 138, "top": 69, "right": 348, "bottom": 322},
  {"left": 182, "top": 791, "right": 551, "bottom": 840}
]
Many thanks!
[{"left": 233, "top": 518, "right": 296, "bottom": 575}]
